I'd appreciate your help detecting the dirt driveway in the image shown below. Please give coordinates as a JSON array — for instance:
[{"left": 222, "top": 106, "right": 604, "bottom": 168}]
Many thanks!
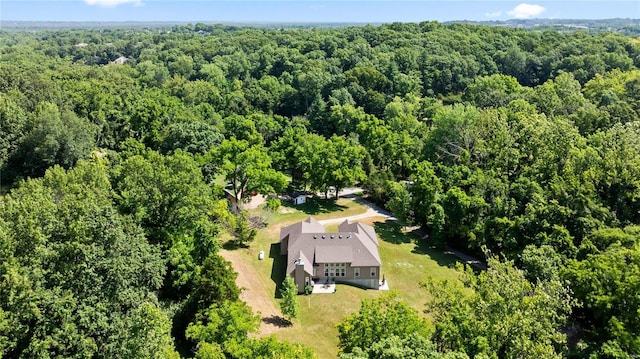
[{"left": 219, "top": 248, "right": 285, "bottom": 336}]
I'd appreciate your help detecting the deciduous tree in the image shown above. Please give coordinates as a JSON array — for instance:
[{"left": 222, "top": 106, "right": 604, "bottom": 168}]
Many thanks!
[{"left": 280, "top": 276, "right": 299, "bottom": 323}]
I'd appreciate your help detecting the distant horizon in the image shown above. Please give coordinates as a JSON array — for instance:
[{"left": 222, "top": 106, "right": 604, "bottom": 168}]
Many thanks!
[
  {"left": 1, "top": 1, "right": 639, "bottom": 24},
  {"left": 4, "top": 17, "right": 640, "bottom": 24}
]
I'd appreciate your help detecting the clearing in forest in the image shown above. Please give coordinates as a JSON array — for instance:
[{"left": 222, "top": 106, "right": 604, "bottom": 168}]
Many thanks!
[{"left": 220, "top": 196, "right": 462, "bottom": 359}]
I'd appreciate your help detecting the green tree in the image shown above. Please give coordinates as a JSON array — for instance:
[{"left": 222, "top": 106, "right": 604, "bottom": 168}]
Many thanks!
[
  {"left": 424, "top": 257, "right": 574, "bottom": 359},
  {"left": 226, "top": 336, "right": 317, "bottom": 359},
  {"left": 337, "top": 292, "right": 433, "bottom": 356},
  {"left": 0, "top": 95, "right": 27, "bottom": 176},
  {"left": 340, "top": 334, "right": 468, "bottom": 359},
  {"left": 0, "top": 161, "right": 166, "bottom": 358},
  {"left": 161, "top": 120, "right": 224, "bottom": 155},
  {"left": 10, "top": 102, "right": 95, "bottom": 180},
  {"left": 113, "top": 147, "right": 228, "bottom": 245},
  {"left": 186, "top": 300, "right": 260, "bottom": 350},
  {"left": 211, "top": 137, "right": 287, "bottom": 202},
  {"left": 562, "top": 244, "right": 640, "bottom": 357},
  {"left": 386, "top": 181, "right": 413, "bottom": 226},
  {"left": 280, "top": 276, "right": 299, "bottom": 323},
  {"left": 231, "top": 211, "right": 258, "bottom": 247},
  {"left": 463, "top": 74, "right": 525, "bottom": 108},
  {"left": 315, "top": 136, "right": 366, "bottom": 199},
  {"left": 122, "top": 303, "right": 180, "bottom": 359}
]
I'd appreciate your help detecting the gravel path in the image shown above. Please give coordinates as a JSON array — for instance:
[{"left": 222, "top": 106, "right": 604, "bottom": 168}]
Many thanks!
[{"left": 318, "top": 190, "right": 396, "bottom": 225}]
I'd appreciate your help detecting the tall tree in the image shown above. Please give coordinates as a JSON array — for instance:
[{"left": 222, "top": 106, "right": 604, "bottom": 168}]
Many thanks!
[
  {"left": 210, "top": 137, "right": 287, "bottom": 202},
  {"left": 279, "top": 276, "right": 299, "bottom": 323},
  {"left": 10, "top": 102, "right": 95, "bottom": 180},
  {"left": 562, "top": 243, "right": 640, "bottom": 357}
]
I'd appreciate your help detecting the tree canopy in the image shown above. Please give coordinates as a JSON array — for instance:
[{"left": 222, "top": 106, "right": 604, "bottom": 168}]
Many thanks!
[{"left": 1, "top": 21, "right": 640, "bottom": 358}]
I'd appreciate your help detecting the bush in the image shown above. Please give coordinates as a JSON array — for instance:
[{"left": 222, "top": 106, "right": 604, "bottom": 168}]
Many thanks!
[{"left": 265, "top": 196, "right": 281, "bottom": 212}]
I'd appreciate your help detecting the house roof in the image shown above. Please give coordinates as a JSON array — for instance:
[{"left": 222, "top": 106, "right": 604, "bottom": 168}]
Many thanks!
[
  {"left": 279, "top": 217, "right": 325, "bottom": 241},
  {"left": 339, "top": 220, "right": 379, "bottom": 246},
  {"left": 281, "top": 218, "right": 381, "bottom": 275},
  {"left": 294, "top": 250, "right": 313, "bottom": 275},
  {"left": 315, "top": 245, "right": 353, "bottom": 263},
  {"left": 112, "top": 56, "right": 128, "bottom": 64}
]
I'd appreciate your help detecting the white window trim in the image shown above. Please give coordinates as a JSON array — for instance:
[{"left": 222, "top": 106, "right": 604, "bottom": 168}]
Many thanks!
[{"left": 354, "top": 268, "right": 360, "bottom": 277}]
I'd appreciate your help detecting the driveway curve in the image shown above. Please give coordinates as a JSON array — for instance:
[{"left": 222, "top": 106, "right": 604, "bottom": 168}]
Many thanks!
[{"left": 318, "top": 189, "right": 396, "bottom": 225}]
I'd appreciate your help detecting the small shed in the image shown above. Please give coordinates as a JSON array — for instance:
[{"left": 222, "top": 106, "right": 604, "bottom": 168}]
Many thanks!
[{"left": 292, "top": 193, "right": 307, "bottom": 205}]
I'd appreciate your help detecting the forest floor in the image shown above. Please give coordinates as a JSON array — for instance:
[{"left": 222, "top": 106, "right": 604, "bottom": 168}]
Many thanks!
[{"left": 220, "top": 195, "right": 463, "bottom": 358}]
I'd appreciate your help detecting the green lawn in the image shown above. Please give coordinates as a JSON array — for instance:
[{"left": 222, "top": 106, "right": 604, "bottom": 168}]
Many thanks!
[{"left": 229, "top": 198, "right": 462, "bottom": 359}]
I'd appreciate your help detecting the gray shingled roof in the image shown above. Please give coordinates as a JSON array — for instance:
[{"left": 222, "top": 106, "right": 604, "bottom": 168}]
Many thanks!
[
  {"left": 281, "top": 218, "right": 381, "bottom": 275},
  {"left": 279, "top": 216, "right": 325, "bottom": 241}
]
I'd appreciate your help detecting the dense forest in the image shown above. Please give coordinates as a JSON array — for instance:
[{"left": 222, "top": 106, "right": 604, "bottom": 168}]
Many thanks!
[{"left": 1, "top": 22, "right": 639, "bottom": 358}]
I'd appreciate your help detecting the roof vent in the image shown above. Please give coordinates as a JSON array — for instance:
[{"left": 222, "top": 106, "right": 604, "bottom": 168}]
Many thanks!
[
  {"left": 330, "top": 235, "right": 335, "bottom": 239},
  {"left": 339, "top": 235, "right": 343, "bottom": 239},
  {"left": 322, "top": 235, "right": 326, "bottom": 239},
  {"left": 314, "top": 235, "right": 317, "bottom": 239}
]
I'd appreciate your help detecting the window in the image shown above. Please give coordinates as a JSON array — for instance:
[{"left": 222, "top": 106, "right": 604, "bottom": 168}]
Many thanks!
[
  {"left": 354, "top": 268, "right": 360, "bottom": 277},
  {"left": 324, "top": 263, "right": 346, "bottom": 277},
  {"left": 370, "top": 267, "right": 377, "bottom": 277}
]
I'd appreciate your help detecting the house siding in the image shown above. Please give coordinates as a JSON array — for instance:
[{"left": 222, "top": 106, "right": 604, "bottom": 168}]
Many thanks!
[{"left": 310, "top": 263, "right": 380, "bottom": 289}]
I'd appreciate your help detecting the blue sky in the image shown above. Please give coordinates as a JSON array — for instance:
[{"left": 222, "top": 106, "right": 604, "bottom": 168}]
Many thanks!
[{"left": 1, "top": 1, "right": 639, "bottom": 23}]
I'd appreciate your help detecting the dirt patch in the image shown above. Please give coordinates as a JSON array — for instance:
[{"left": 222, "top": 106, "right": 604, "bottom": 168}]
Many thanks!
[
  {"left": 278, "top": 206, "right": 296, "bottom": 214},
  {"left": 219, "top": 248, "right": 283, "bottom": 336},
  {"left": 242, "top": 194, "right": 267, "bottom": 209}
]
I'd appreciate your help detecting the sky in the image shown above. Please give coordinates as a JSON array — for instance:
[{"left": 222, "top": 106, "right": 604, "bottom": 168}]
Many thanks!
[{"left": 1, "top": 0, "right": 639, "bottom": 23}]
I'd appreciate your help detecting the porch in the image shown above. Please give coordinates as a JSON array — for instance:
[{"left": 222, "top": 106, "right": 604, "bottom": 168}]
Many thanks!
[{"left": 310, "top": 278, "right": 336, "bottom": 294}]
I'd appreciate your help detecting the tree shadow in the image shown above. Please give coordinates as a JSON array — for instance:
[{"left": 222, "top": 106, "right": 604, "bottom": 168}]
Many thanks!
[
  {"left": 222, "top": 239, "right": 247, "bottom": 250},
  {"left": 375, "top": 221, "right": 459, "bottom": 269},
  {"left": 269, "top": 242, "right": 286, "bottom": 298},
  {"left": 281, "top": 197, "right": 348, "bottom": 216},
  {"left": 374, "top": 221, "right": 412, "bottom": 244},
  {"left": 262, "top": 315, "right": 292, "bottom": 328},
  {"left": 411, "top": 236, "right": 458, "bottom": 268}
]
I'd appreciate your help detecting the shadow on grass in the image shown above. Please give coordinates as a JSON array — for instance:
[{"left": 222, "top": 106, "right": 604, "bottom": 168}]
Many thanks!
[
  {"left": 374, "top": 221, "right": 412, "bottom": 244},
  {"left": 262, "top": 315, "right": 292, "bottom": 328},
  {"left": 222, "top": 240, "right": 248, "bottom": 250},
  {"left": 411, "top": 237, "right": 458, "bottom": 268},
  {"left": 281, "top": 197, "right": 348, "bottom": 216},
  {"left": 375, "top": 221, "right": 458, "bottom": 269},
  {"left": 269, "top": 243, "right": 286, "bottom": 299}
]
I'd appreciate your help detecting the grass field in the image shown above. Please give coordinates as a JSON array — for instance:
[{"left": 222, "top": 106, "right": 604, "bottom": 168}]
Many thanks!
[{"left": 223, "top": 197, "right": 462, "bottom": 359}]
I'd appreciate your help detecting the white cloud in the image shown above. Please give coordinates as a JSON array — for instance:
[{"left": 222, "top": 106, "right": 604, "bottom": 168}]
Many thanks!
[
  {"left": 485, "top": 11, "right": 502, "bottom": 18},
  {"left": 508, "top": 3, "right": 546, "bottom": 19},
  {"left": 84, "top": 0, "right": 142, "bottom": 8}
]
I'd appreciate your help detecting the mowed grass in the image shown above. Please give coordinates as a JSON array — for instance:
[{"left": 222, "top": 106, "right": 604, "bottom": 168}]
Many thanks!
[{"left": 230, "top": 197, "right": 462, "bottom": 359}]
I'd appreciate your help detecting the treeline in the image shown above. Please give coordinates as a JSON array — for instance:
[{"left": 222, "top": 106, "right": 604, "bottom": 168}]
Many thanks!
[{"left": 1, "top": 22, "right": 639, "bottom": 358}]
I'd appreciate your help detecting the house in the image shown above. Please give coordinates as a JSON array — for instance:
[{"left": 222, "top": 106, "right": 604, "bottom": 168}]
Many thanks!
[
  {"left": 279, "top": 217, "right": 382, "bottom": 293},
  {"left": 292, "top": 192, "right": 307, "bottom": 205},
  {"left": 111, "top": 56, "right": 128, "bottom": 65}
]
